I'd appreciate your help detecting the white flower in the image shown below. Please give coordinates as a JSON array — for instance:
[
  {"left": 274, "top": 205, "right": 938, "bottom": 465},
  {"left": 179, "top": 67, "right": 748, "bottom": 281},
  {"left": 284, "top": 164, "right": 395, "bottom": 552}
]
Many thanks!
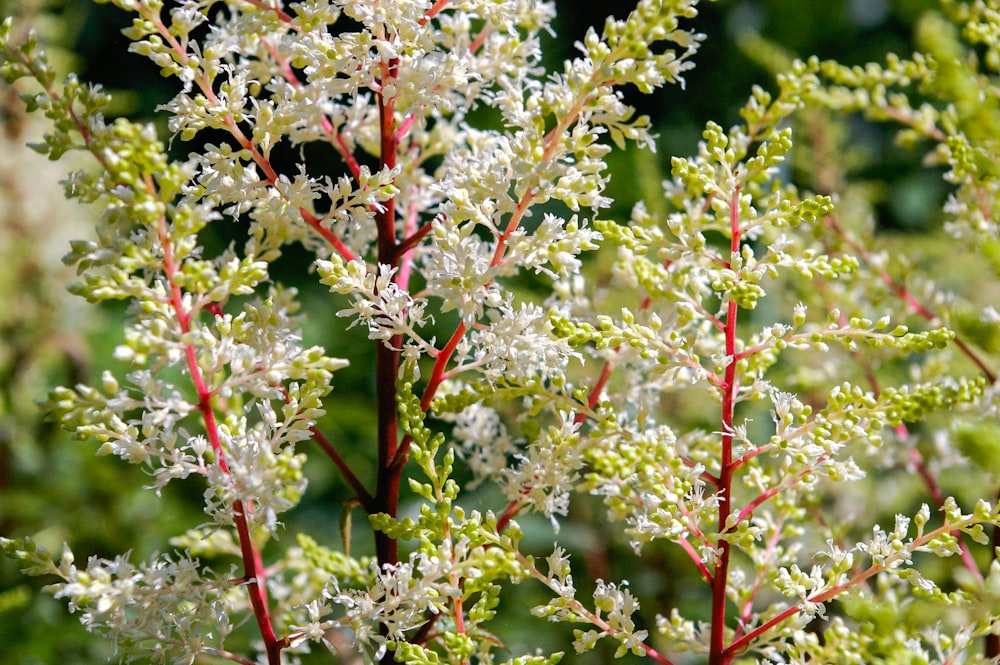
[
  {"left": 422, "top": 218, "right": 503, "bottom": 326},
  {"left": 48, "top": 550, "right": 233, "bottom": 663},
  {"left": 501, "top": 415, "right": 584, "bottom": 527},
  {"left": 454, "top": 298, "right": 581, "bottom": 383},
  {"left": 448, "top": 403, "right": 519, "bottom": 487}
]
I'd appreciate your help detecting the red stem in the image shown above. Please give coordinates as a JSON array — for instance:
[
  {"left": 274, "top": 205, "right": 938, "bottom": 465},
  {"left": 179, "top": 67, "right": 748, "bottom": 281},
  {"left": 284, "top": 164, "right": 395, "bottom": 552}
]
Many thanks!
[
  {"left": 397, "top": 219, "right": 435, "bottom": 258},
  {"left": 708, "top": 185, "right": 742, "bottom": 665},
  {"left": 678, "top": 538, "right": 714, "bottom": 584},
  {"left": 496, "top": 497, "right": 525, "bottom": 534},
  {"left": 573, "top": 360, "right": 614, "bottom": 426},
  {"left": 298, "top": 206, "right": 357, "bottom": 260},
  {"left": 419, "top": 0, "right": 451, "bottom": 26},
  {"left": 468, "top": 22, "right": 494, "bottom": 54},
  {"left": 373, "top": 49, "right": 403, "bottom": 569},
  {"left": 396, "top": 198, "right": 420, "bottom": 289},
  {"left": 731, "top": 464, "right": 821, "bottom": 529},
  {"left": 242, "top": 0, "right": 297, "bottom": 25},
  {"left": 421, "top": 322, "right": 467, "bottom": 411},
  {"left": 211, "top": 648, "right": 257, "bottom": 665},
  {"left": 311, "top": 426, "right": 374, "bottom": 511},
  {"left": 151, "top": 176, "right": 280, "bottom": 663}
]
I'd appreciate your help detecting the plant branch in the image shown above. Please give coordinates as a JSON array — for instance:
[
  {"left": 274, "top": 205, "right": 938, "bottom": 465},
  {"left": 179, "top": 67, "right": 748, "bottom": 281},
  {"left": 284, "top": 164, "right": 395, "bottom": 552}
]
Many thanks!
[
  {"left": 150, "top": 176, "right": 281, "bottom": 665},
  {"left": 677, "top": 538, "right": 714, "bottom": 584},
  {"left": 206, "top": 647, "right": 257, "bottom": 665},
  {"left": 909, "top": 445, "right": 983, "bottom": 582},
  {"left": 259, "top": 36, "right": 363, "bottom": 182},
  {"left": 823, "top": 215, "right": 995, "bottom": 382},
  {"left": 708, "top": 184, "right": 742, "bottom": 665},
  {"left": 515, "top": 551, "right": 679, "bottom": 665},
  {"left": 396, "top": 218, "right": 436, "bottom": 259},
  {"left": 418, "top": 0, "right": 451, "bottom": 26},
  {"left": 5, "top": 47, "right": 285, "bottom": 659},
  {"left": 311, "top": 425, "right": 375, "bottom": 511},
  {"left": 722, "top": 516, "right": 988, "bottom": 659},
  {"left": 143, "top": 5, "right": 356, "bottom": 261},
  {"left": 373, "top": 43, "right": 403, "bottom": 569}
]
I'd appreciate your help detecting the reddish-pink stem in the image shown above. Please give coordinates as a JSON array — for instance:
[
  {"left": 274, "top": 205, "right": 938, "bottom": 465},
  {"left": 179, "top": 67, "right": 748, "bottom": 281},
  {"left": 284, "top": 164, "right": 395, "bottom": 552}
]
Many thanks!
[
  {"left": 211, "top": 648, "right": 257, "bottom": 665},
  {"left": 419, "top": 192, "right": 537, "bottom": 410},
  {"left": 396, "top": 197, "right": 421, "bottom": 289},
  {"left": 397, "top": 219, "right": 435, "bottom": 258},
  {"left": 708, "top": 185, "right": 742, "bottom": 665},
  {"left": 396, "top": 113, "right": 419, "bottom": 142},
  {"left": 496, "top": 497, "right": 525, "bottom": 533},
  {"left": 573, "top": 360, "right": 614, "bottom": 426},
  {"left": 678, "top": 538, "right": 714, "bottom": 584},
  {"left": 469, "top": 22, "right": 494, "bottom": 54},
  {"left": 418, "top": 0, "right": 451, "bottom": 26},
  {"left": 242, "top": 0, "right": 297, "bottom": 25},
  {"left": 298, "top": 206, "right": 357, "bottom": 261},
  {"left": 150, "top": 174, "right": 280, "bottom": 663},
  {"left": 421, "top": 322, "right": 467, "bottom": 412}
]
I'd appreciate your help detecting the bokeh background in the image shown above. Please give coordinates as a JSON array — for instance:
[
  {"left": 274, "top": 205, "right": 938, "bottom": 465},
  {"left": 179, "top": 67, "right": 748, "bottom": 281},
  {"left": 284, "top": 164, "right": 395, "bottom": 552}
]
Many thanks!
[{"left": 0, "top": 0, "right": 953, "bottom": 663}]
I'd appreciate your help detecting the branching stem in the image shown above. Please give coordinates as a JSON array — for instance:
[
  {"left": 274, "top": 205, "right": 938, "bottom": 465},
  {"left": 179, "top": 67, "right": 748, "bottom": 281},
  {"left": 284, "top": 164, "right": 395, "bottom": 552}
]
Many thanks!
[
  {"left": 152, "top": 179, "right": 281, "bottom": 665},
  {"left": 373, "top": 41, "right": 402, "bottom": 569},
  {"left": 707, "top": 185, "right": 742, "bottom": 665}
]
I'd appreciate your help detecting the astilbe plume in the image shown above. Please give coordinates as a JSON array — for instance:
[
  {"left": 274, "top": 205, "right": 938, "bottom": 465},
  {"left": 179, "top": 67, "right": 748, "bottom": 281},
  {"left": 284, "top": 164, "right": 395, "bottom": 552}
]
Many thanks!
[{"left": 3, "top": 1, "right": 1000, "bottom": 665}]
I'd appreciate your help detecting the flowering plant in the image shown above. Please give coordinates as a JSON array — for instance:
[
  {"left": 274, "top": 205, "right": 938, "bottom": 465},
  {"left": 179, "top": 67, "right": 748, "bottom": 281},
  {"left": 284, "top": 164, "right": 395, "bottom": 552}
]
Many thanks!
[{"left": 4, "top": 0, "right": 1000, "bottom": 664}]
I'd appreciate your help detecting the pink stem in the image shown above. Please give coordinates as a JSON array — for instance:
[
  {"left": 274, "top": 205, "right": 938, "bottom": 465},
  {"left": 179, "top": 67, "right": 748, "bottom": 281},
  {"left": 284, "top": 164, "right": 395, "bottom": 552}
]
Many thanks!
[{"left": 150, "top": 176, "right": 280, "bottom": 664}]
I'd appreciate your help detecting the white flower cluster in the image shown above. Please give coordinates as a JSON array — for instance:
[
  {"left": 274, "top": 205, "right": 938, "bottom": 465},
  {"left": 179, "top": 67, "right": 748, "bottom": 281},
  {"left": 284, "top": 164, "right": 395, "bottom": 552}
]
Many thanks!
[
  {"left": 48, "top": 288, "right": 345, "bottom": 537},
  {"left": 531, "top": 547, "right": 651, "bottom": 658},
  {"left": 501, "top": 415, "right": 584, "bottom": 527},
  {"left": 454, "top": 299, "right": 582, "bottom": 384},
  {"left": 856, "top": 514, "right": 916, "bottom": 569},
  {"left": 49, "top": 549, "right": 235, "bottom": 665},
  {"left": 328, "top": 540, "right": 477, "bottom": 661},
  {"left": 583, "top": 424, "right": 714, "bottom": 553},
  {"left": 579, "top": 580, "right": 649, "bottom": 657},
  {"left": 318, "top": 258, "right": 431, "bottom": 350},
  {"left": 448, "top": 403, "right": 519, "bottom": 488},
  {"left": 203, "top": 415, "right": 309, "bottom": 533}
]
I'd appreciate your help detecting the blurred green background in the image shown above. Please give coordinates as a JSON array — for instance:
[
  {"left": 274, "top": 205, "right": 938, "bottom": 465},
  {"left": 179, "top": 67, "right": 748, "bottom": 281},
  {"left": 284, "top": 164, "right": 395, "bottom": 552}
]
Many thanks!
[{"left": 0, "top": 0, "right": 952, "bottom": 663}]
